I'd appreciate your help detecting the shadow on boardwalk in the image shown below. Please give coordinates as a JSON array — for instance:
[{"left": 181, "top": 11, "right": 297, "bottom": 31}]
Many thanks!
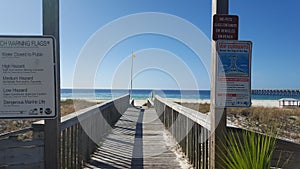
[{"left": 84, "top": 107, "right": 191, "bottom": 169}]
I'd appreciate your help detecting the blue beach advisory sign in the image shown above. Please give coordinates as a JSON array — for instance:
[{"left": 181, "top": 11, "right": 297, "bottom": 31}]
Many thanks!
[{"left": 216, "top": 40, "right": 252, "bottom": 107}]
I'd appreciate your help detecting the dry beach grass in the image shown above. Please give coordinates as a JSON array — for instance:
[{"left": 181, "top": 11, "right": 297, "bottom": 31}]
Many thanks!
[
  {"left": 227, "top": 106, "right": 300, "bottom": 143},
  {"left": 176, "top": 102, "right": 300, "bottom": 143},
  {"left": 60, "top": 99, "right": 102, "bottom": 116}
]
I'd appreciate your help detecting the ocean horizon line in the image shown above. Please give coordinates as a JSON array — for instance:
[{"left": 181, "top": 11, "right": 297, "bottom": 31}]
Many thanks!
[
  {"left": 61, "top": 88, "right": 300, "bottom": 101},
  {"left": 61, "top": 88, "right": 210, "bottom": 91},
  {"left": 61, "top": 88, "right": 300, "bottom": 91}
]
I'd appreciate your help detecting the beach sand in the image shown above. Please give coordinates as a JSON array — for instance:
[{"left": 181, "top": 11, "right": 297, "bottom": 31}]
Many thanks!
[{"left": 132, "top": 99, "right": 148, "bottom": 106}]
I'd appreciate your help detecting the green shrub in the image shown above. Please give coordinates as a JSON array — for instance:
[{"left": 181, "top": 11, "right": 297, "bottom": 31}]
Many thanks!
[{"left": 218, "top": 129, "right": 277, "bottom": 169}]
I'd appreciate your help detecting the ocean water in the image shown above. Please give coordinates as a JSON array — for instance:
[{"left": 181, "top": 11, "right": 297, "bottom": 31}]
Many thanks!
[{"left": 61, "top": 89, "right": 300, "bottom": 101}]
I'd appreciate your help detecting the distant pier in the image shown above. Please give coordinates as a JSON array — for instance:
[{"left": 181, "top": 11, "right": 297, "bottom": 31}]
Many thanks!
[{"left": 252, "top": 89, "right": 300, "bottom": 96}]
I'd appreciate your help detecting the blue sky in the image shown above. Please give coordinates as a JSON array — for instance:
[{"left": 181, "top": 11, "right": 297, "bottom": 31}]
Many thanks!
[{"left": 0, "top": 0, "right": 299, "bottom": 90}]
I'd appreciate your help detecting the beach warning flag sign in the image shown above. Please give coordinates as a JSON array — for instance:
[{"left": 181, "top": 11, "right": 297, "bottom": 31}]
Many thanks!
[{"left": 132, "top": 53, "right": 136, "bottom": 58}]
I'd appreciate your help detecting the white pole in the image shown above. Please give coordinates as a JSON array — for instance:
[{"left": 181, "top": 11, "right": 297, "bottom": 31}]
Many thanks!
[{"left": 130, "top": 53, "right": 134, "bottom": 101}]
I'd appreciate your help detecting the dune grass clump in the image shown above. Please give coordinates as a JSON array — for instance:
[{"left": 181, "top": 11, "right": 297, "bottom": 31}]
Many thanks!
[
  {"left": 227, "top": 107, "right": 300, "bottom": 141},
  {"left": 60, "top": 99, "right": 101, "bottom": 116},
  {"left": 218, "top": 129, "right": 279, "bottom": 169},
  {"left": 175, "top": 102, "right": 210, "bottom": 113},
  {"left": 227, "top": 107, "right": 300, "bottom": 125},
  {"left": 177, "top": 101, "right": 300, "bottom": 142}
]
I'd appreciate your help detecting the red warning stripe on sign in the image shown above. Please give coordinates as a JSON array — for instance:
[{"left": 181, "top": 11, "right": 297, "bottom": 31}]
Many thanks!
[
  {"left": 218, "top": 78, "right": 249, "bottom": 82},
  {"left": 217, "top": 93, "right": 237, "bottom": 97}
]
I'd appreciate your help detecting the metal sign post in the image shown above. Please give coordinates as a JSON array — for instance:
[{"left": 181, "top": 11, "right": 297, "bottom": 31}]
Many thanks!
[
  {"left": 43, "top": 0, "right": 60, "bottom": 168},
  {"left": 210, "top": 0, "right": 228, "bottom": 168}
]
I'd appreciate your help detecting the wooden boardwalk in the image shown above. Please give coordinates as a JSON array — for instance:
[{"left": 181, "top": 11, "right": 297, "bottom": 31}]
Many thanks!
[{"left": 84, "top": 107, "right": 192, "bottom": 169}]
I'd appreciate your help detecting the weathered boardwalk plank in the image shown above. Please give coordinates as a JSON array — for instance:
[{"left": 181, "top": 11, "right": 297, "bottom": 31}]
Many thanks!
[{"left": 84, "top": 107, "right": 191, "bottom": 169}]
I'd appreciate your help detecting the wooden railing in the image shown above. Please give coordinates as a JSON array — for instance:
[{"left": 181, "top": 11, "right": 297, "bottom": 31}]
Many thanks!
[
  {"left": 33, "top": 94, "right": 130, "bottom": 169},
  {"left": 153, "top": 95, "right": 300, "bottom": 169},
  {"left": 2, "top": 94, "right": 299, "bottom": 168},
  {"left": 153, "top": 96, "right": 210, "bottom": 169}
]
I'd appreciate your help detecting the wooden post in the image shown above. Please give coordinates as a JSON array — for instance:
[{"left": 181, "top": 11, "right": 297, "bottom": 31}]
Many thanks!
[
  {"left": 43, "top": 0, "right": 61, "bottom": 168},
  {"left": 210, "top": 0, "right": 228, "bottom": 168}
]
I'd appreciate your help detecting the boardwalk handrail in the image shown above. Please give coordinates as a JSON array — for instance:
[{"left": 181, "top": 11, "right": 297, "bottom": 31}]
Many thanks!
[
  {"left": 154, "top": 95, "right": 300, "bottom": 168},
  {"left": 33, "top": 94, "right": 130, "bottom": 169},
  {"left": 154, "top": 96, "right": 210, "bottom": 130},
  {"left": 153, "top": 95, "right": 210, "bottom": 169},
  {"left": 59, "top": 97, "right": 127, "bottom": 130}
]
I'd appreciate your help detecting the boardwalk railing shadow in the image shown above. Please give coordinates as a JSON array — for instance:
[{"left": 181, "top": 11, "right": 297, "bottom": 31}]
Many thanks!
[
  {"left": 153, "top": 95, "right": 210, "bottom": 169},
  {"left": 85, "top": 104, "right": 190, "bottom": 168},
  {"left": 33, "top": 94, "right": 130, "bottom": 169},
  {"left": 85, "top": 107, "right": 145, "bottom": 168}
]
